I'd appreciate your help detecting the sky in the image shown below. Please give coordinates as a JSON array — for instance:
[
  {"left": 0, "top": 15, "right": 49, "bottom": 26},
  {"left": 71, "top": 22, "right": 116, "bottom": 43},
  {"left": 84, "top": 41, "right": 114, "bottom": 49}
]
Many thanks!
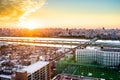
[
  {"left": 0, "top": 0, "right": 120, "bottom": 29},
  {"left": 31, "top": 0, "right": 120, "bottom": 29}
]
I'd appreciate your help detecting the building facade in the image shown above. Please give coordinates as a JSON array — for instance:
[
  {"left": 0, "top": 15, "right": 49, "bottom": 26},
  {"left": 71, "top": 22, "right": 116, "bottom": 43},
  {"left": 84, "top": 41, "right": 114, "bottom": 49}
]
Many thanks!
[{"left": 76, "top": 47, "right": 120, "bottom": 66}]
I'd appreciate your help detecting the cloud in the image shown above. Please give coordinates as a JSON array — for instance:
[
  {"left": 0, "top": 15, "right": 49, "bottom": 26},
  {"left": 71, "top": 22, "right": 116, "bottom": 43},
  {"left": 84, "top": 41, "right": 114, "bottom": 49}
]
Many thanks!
[{"left": 0, "top": 0, "right": 45, "bottom": 22}]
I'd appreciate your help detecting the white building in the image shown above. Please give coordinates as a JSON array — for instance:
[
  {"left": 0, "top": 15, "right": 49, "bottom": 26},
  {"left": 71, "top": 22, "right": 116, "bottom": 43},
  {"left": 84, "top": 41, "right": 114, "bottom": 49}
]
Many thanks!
[{"left": 76, "top": 46, "right": 120, "bottom": 66}]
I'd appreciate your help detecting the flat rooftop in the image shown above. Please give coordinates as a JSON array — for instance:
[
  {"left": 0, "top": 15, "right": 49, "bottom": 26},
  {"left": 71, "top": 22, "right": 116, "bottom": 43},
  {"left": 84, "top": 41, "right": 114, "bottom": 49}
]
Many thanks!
[
  {"left": 85, "top": 46, "right": 120, "bottom": 52},
  {"left": 22, "top": 61, "right": 49, "bottom": 75},
  {"left": 0, "top": 74, "right": 11, "bottom": 79},
  {"left": 101, "top": 47, "right": 120, "bottom": 52}
]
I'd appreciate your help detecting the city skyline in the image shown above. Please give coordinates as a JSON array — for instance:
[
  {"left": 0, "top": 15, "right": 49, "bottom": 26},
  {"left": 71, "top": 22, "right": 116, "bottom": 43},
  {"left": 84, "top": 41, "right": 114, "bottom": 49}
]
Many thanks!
[{"left": 0, "top": 1, "right": 120, "bottom": 80}]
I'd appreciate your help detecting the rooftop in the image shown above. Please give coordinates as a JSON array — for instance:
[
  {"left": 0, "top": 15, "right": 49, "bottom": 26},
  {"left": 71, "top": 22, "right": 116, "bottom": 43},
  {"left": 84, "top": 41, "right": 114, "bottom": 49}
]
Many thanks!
[
  {"left": 84, "top": 46, "right": 120, "bottom": 52},
  {"left": 22, "top": 61, "right": 49, "bottom": 75},
  {"left": 0, "top": 74, "right": 11, "bottom": 79},
  {"left": 0, "top": 44, "right": 66, "bottom": 79}
]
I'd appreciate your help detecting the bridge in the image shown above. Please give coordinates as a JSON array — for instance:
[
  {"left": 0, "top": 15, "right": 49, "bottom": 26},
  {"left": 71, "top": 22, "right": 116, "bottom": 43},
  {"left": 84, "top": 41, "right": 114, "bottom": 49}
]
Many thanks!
[
  {"left": 0, "top": 37, "right": 120, "bottom": 48},
  {"left": 0, "top": 37, "right": 87, "bottom": 46}
]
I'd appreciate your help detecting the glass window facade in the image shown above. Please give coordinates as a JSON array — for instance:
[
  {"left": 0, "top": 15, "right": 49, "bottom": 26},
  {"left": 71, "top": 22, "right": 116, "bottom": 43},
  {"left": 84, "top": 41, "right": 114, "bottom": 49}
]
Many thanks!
[{"left": 76, "top": 49, "right": 120, "bottom": 66}]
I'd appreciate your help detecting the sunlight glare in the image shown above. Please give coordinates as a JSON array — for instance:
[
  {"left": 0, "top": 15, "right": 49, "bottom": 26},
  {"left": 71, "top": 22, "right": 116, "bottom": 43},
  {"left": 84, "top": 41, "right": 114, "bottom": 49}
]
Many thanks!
[{"left": 19, "top": 20, "right": 42, "bottom": 29}]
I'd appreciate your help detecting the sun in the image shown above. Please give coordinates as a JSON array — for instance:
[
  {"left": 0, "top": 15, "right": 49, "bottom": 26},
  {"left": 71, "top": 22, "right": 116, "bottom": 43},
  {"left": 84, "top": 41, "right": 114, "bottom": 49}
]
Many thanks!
[{"left": 19, "top": 20, "right": 42, "bottom": 29}]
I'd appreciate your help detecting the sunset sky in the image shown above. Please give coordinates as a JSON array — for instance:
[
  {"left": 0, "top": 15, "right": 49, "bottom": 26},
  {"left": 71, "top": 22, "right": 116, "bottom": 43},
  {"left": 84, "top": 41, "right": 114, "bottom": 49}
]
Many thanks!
[
  {"left": 31, "top": 0, "right": 120, "bottom": 29},
  {"left": 0, "top": 0, "right": 120, "bottom": 29}
]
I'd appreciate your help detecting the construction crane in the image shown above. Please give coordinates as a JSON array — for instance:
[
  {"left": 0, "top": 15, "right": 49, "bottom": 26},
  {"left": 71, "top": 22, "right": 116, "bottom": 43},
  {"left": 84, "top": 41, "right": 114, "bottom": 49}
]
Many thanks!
[{"left": 75, "top": 37, "right": 98, "bottom": 49}]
